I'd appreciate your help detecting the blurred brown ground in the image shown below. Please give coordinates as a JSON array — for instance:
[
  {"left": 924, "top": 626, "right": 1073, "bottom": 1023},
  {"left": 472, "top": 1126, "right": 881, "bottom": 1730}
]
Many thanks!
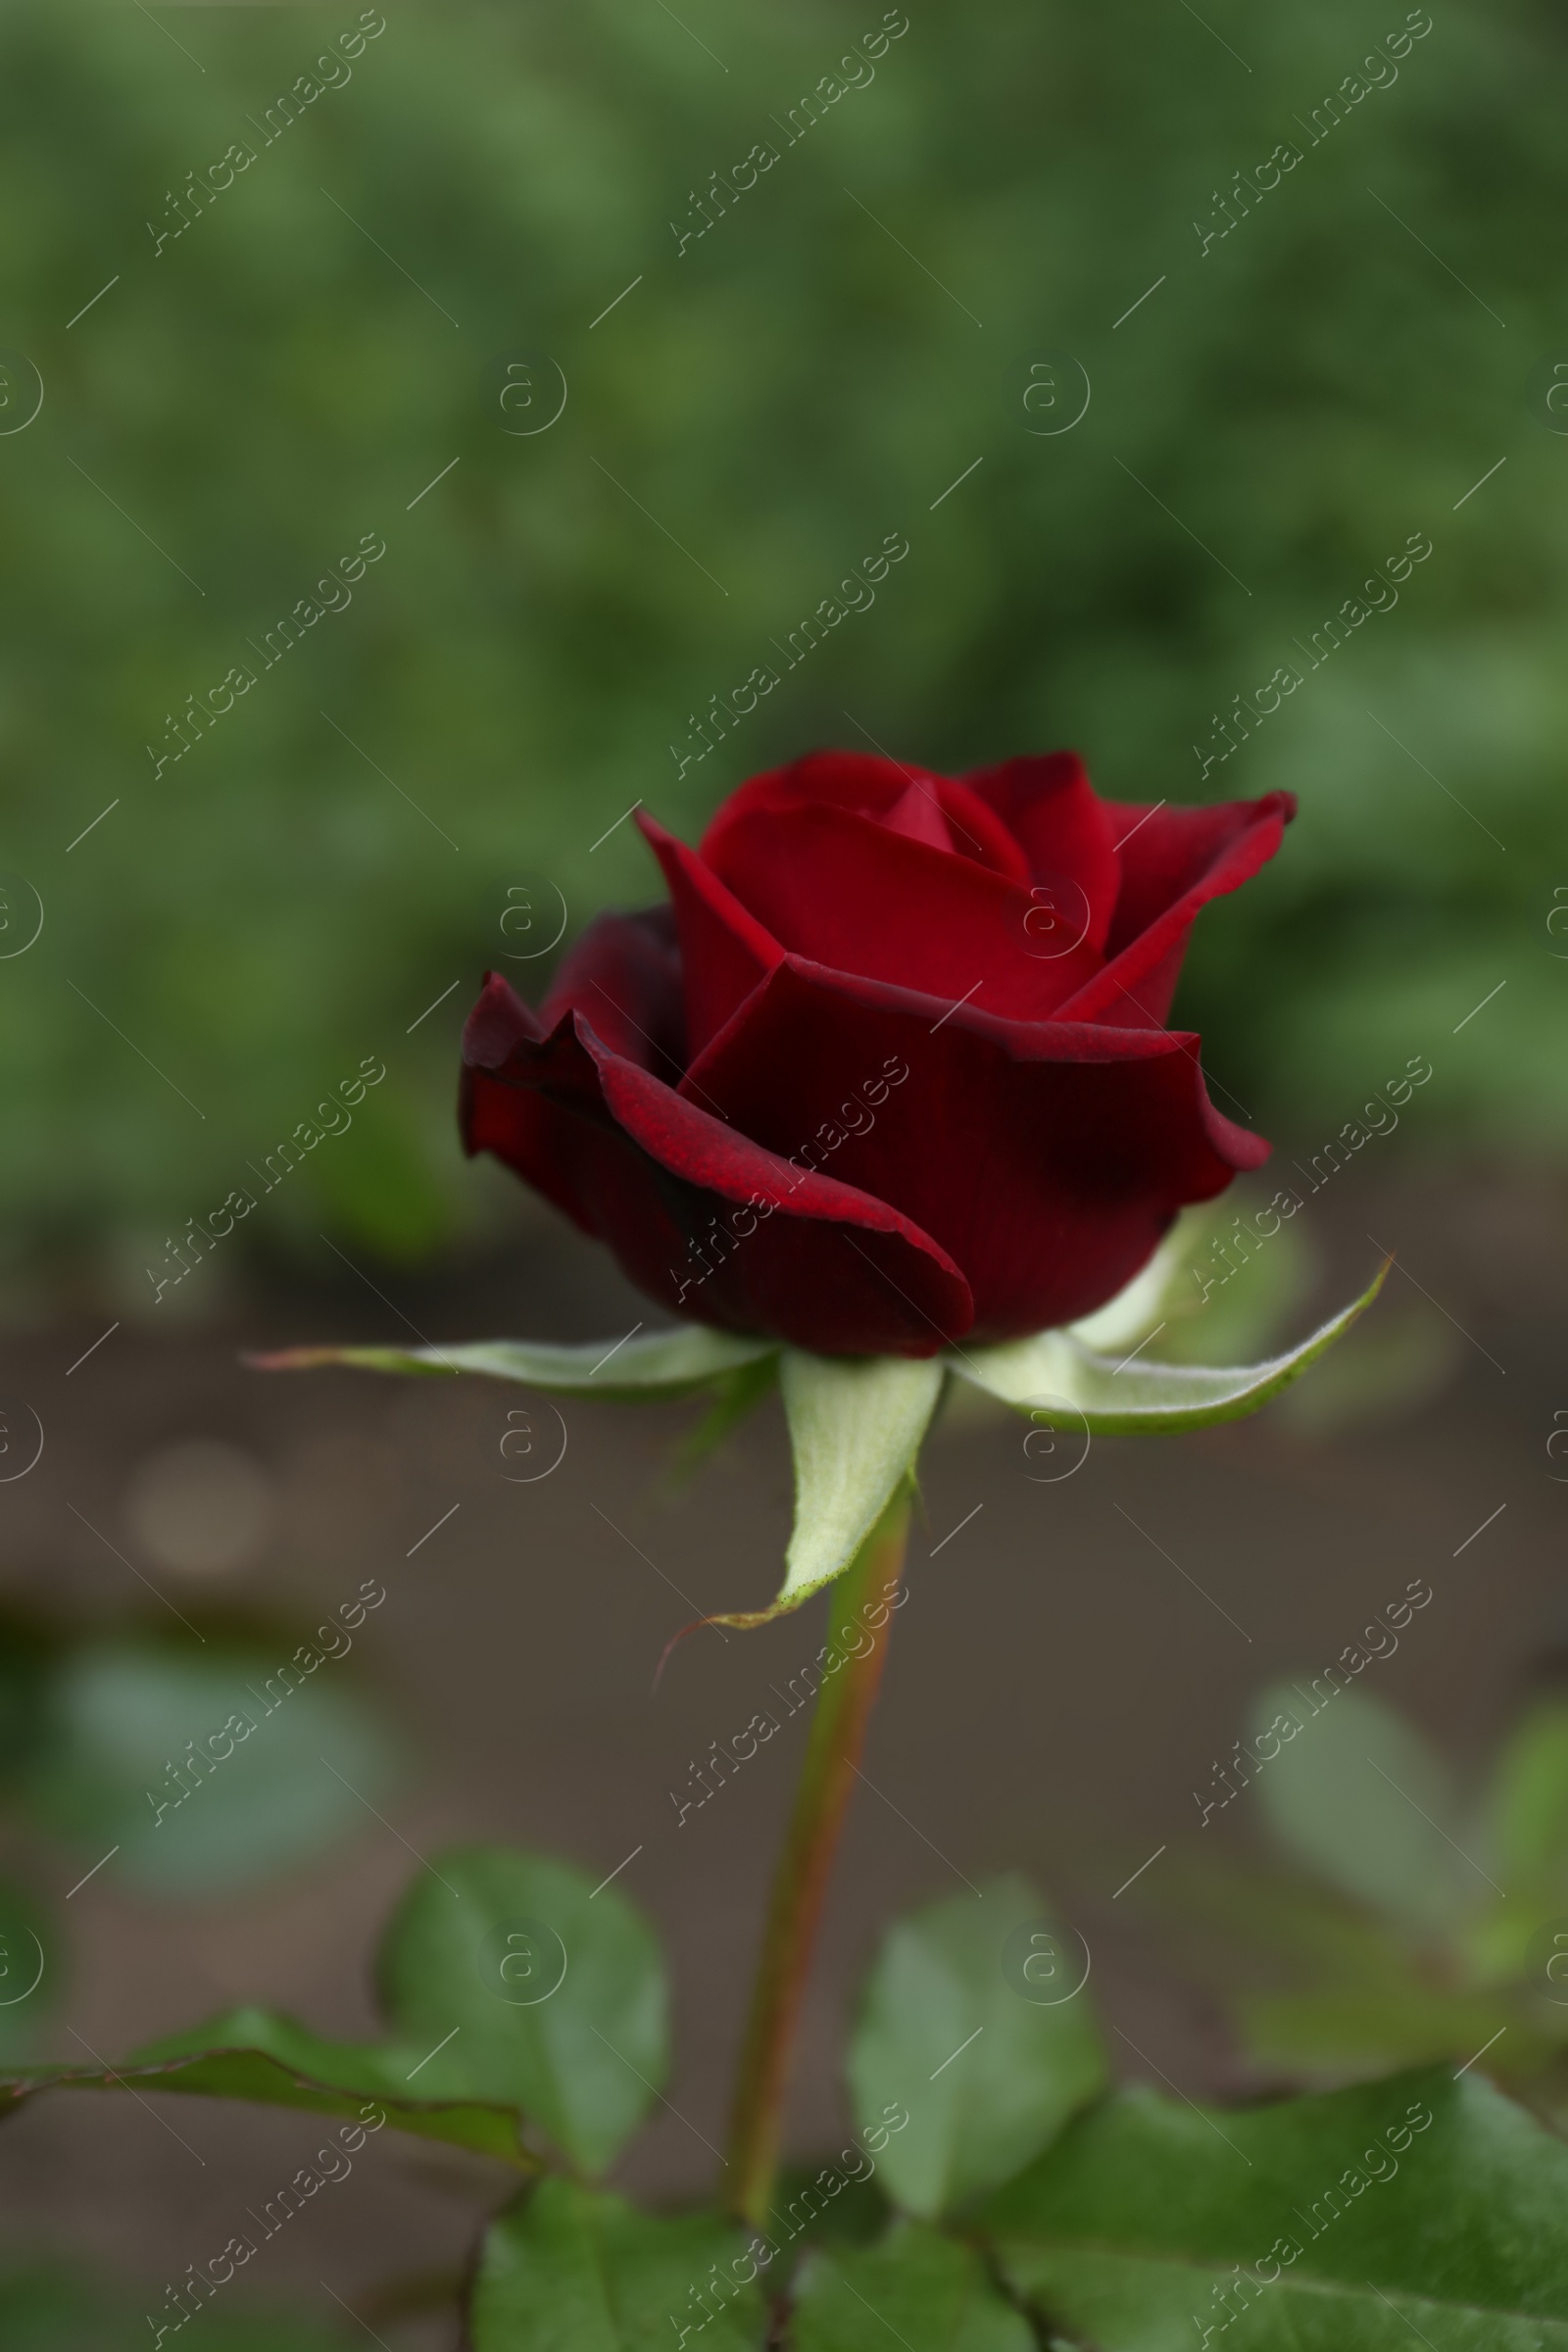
[{"left": 0, "top": 1165, "right": 1560, "bottom": 2338}]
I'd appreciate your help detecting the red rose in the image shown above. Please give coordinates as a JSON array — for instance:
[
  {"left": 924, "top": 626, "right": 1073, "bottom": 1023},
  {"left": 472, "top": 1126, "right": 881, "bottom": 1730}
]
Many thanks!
[{"left": 462, "top": 751, "right": 1294, "bottom": 1357}]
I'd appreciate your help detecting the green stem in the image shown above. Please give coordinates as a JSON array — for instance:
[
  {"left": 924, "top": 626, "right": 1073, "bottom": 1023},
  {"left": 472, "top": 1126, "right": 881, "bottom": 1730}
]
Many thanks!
[{"left": 726, "top": 1488, "right": 911, "bottom": 2227}]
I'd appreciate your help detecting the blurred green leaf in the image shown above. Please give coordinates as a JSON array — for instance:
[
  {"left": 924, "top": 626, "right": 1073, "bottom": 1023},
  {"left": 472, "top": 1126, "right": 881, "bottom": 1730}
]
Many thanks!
[
  {"left": 1490, "top": 1703, "right": 1568, "bottom": 1891},
  {"left": 1144, "top": 1852, "right": 1527, "bottom": 2082},
  {"left": 375, "top": 1843, "right": 667, "bottom": 2175},
  {"left": 848, "top": 1875, "right": 1105, "bottom": 2220},
  {"left": 792, "top": 2224, "right": 1032, "bottom": 2352},
  {"left": 1243, "top": 1983, "right": 1527, "bottom": 2082},
  {"left": 17, "top": 1633, "right": 400, "bottom": 1898},
  {"left": 469, "top": 2180, "right": 765, "bottom": 2351},
  {"left": 977, "top": 2068, "right": 1568, "bottom": 2350},
  {"left": 1251, "top": 1681, "right": 1475, "bottom": 1938},
  {"left": 0, "top": 1842, "right": 665, "bottom": 2173}
]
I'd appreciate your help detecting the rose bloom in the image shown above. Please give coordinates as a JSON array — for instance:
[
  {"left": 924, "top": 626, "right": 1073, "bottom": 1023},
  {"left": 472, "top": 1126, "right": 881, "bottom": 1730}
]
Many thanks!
[{"left": 462, "top": 753, "right": 1294, "bottom": 1357}]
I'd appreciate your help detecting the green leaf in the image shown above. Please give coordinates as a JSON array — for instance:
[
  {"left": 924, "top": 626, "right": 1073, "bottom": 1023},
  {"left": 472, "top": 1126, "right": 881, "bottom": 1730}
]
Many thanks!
[
  {"left": 469, "top": 2179, "right": 766, "bottom": 2350},
  {"left": 1143, "top": 1855, "right": 1519, "bottom": 2080},
  {"left": 704, "top": 1349, "right": 942, "bottom": 1629},
  {"left": 1490, "top": 1702, "right": 1568, "bottom": 1888},
  {"left": 251, "top": 1324, "right": 777, "bottom": 1401},
  {"left": 792, "top": 2223, "right": 1032, "bottom": 2352},
  {"left": 0, "top": 1843, "right": 665, "bottom": 2175},
  {"left": 0, "top": 2003, "right": 533, "bottom": 2167},
  {"left": 848, "top": 1875, "right": 1106, "bottom": 2219},
  {"left": 1243, "top": 1984, "right": 1529, "bottom": 2082},
  {"left": 374, "top": 1844, "right": 667, "bottom": 2176},
  {"left": 977, "top": 2066, "right": 1568, "bottom": 2350},
  {"left": 953, "top": 1258, "right": 1388, "bottom": 1434},
  {"left": 17, "top": 1634, "right": 400, "bottom": 1899},
  {"left": 772, "top": 2163, "right": 890, "bottom": 2253},
  {"left": 1251, "top": 1682, "right": 1475, "bottom": 1938}
]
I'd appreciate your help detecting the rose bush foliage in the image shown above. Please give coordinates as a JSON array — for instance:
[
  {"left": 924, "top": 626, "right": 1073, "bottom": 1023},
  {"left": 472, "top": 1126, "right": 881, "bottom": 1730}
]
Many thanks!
[{"left": 461, "top": 751, "right": 1293, "bottom": 1355}]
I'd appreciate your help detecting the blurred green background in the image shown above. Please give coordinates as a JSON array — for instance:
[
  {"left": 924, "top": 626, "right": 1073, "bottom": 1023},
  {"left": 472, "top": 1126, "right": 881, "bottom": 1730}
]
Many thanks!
[{"left": 2, "top": 0, "right": 1561, "bottom": 1307}]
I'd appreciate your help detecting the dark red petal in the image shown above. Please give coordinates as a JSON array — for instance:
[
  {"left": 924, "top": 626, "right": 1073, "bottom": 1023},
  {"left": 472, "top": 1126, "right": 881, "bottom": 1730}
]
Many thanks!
[
  {"left": 460, "top": 975, "right": 973, "bottom": 1356},
  {"left": 701, "top": 749, "right": 1028, "bottom": 882},
  {"left": 703, "top": 799, "right": 1102, "bottom": 1021},
  {"left": 461, "top": 974, "right": 594, "bottom": 1237},
  {"left": 961, "top": 752, "right": 1122, "bottom": 952},
  {"left": 1059, "top": 791, "right": 1295, "bottom": 1028},
  {"left": 635, "top": 810, "right": 781, "bottom": 1059},
  {"left": 683, "top": 956, "right": 1268, "bottom": 1345},
  {"left": 881, "top": 779, "right": 955, "bottom": 853},
  {"left": 538, "top": 907, "right": 688, "bottom": 1082}
]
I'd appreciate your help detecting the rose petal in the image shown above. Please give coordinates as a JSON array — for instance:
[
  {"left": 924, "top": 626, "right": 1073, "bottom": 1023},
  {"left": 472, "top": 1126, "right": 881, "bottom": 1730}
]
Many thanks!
[
  {"left": 461, "top": 974, "right": 973, "bottom": 1356},
  {"left": 683, "top": 955, "right": 1269, "bottom": 1344},
  {"left": 962, "top": 751, "right": 1122, "bottom": 951},
  {"left": 1058, "top": 790, "right": 1295, "bottom": 1027},
  {"left": 701, "top": 749, "right": 1029, "bottom": 882},
  {"left": 525, "top": 906, "right": 686, "bottom": 1076},
  {"left": 881, "top": 778, "right": 956, "bottom": 853},
  {"left": 636, "top": 810, "right": 782, "bottom": 1058},
  {"left": 704, "top": 799, "right": 1102, "bottom": 1020}
]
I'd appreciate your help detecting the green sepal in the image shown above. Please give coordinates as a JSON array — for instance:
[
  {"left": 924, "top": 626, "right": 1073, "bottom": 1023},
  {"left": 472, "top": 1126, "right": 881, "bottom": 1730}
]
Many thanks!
[
  {"left": 951, "top": 1256, "right": 1388, "bottom": 1434},
  {"left": 705, "top": 1349, "right": 944, "bottom": 1630},
  {"left": 250, "top": 1324, "right": 777, "bottom": 1402}
]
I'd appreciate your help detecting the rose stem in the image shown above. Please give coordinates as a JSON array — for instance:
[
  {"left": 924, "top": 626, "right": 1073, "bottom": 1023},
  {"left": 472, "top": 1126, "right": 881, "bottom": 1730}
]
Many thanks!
[{"left": 726, "top": 1487, "right": 911, "bottom": 2227}]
